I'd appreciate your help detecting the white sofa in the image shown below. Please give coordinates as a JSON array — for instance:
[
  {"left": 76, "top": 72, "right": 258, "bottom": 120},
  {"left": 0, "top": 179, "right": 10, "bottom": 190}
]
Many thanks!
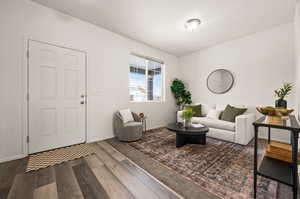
[{"left": 177, "top": 103, "right": 256, "bottom": 145}]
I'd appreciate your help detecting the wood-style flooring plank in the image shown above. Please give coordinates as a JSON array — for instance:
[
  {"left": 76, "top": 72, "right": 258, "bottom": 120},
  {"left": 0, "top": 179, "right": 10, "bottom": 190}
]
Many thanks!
[
  {"left": 97, "top": 141, "right": 126, "bottom": 162},
  {"left": 85, "top": 155, "right": 104, "bottom": 169},
  {"left": 85, "top": 155, "right": 136, "bottom": 199},
  {"left": 70, "top": 158, "right": 85, "bottom": 167},
  {"left": 93, "top": 143, "right": 161, "bottom": 199},
  {"left": 120, "top": 159, "right": 182, "bottom": 199},
  {"left": 55, "top": 162, "right": 84, "bottom": 199},
  {"left": 36, "top": 167, "right": 56, "bottom": 188},
  {"left": 72, "top": 161, "right": 110, "bottom": 199},
  {"left": 0, "top": 159, "right": 25, "bottom": 199},
  {"left": 100, "top": 142, "right": 182, "bottom": 199},
  {"left": 107, "top": 138, "right": 219, "bottom": 199},
  {"left": 33, "top": 183, "right": 58, "bottom": 199},
  {"left": 7, "top": 171, "right": 37, "bottom": 199}
]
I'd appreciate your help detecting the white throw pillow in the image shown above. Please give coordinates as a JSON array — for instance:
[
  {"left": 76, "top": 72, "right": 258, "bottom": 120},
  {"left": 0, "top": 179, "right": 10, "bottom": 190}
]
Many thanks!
[
  {"left": 200, "top": 103, "right": 216, "bottom": 116},
  {"left": 119, "top": 109, "right": 134, "bottom": 123},
  {"left": 206, "top": 109, "right": 222, "bottom": 119}
]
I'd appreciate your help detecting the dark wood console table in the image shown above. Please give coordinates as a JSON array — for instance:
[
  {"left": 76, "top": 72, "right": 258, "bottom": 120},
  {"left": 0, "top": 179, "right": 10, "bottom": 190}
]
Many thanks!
[{"left": 253, "top": 115, "right": 300, "bottom": 199}]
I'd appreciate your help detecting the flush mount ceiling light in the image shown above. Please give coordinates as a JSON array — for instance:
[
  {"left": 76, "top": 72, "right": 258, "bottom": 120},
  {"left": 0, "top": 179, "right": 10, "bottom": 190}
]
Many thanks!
[{"left": 184, "top": 18, "right": 201, "bottom": 31}]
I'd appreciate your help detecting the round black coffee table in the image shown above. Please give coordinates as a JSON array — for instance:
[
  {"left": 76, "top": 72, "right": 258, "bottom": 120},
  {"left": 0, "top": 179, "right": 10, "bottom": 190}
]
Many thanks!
[{"left": 167, "top": 123, "right": 209, "bottom": 147}]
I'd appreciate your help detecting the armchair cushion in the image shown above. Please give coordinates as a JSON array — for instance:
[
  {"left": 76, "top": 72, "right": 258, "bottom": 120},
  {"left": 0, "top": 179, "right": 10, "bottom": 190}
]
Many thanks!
[
  {"left": 119, "top": 109, "right": 134, "bottom": 123},
  {"left": 124, "top": 121, "right": 142, "bottom": 127}
]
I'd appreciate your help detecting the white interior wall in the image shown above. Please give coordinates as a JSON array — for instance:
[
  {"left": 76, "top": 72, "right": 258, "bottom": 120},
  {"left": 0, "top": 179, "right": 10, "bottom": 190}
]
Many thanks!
[
  {"left": 179, "top": 23, "right": 295, "bottom": 142},
  {"left": 295, "top": 1, "right": 300, "bottom": 119},
  {"left": 0, "top": 0, "right": 297, "bottom": 163},
  {"left": 0, "top": 0, "right": 180, "bottom": 162}
]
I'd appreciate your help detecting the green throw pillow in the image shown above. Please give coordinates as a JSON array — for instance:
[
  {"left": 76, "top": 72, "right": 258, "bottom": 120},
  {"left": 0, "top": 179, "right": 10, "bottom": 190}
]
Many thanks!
[
  {"left": 220, "top": 105, "right": 247, "bottom": 122},
  {"left": 185, "top": 104, "right": 202, "bottom": 117}
]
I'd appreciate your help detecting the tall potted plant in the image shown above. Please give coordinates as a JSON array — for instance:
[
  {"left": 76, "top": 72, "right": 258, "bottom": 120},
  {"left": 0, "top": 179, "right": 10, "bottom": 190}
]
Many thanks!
[
  {"left": 274, "top": 83, "right": 293, "bottom": 108},
  {"left": 170, "top": 79, "right": 192, "bottom": 110}
]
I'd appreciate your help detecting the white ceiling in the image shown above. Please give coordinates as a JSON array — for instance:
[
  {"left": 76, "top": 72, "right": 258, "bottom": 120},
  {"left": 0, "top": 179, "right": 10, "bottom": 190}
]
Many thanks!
[{"left": 32, "top": 0, "right": 296, "bottom": 56}]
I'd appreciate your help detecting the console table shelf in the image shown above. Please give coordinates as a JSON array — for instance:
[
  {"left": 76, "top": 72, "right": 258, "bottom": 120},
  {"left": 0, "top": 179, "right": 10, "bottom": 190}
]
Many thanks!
[
  {"left": 253, "top": 115, "right": 300, "bottom": 199},
  {"left": 258, "top": 156, "right": 294, "bottom": 186}
]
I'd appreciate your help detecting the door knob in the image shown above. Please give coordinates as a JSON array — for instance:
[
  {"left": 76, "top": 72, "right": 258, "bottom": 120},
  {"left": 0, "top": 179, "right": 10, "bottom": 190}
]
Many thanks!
[{"left": 80, "top": 101, "right": 85, "bottom": 104}]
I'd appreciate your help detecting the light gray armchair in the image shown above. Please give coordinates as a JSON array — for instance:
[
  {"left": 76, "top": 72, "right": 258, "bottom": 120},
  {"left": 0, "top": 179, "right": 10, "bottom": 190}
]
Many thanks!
[{"left": 113, "top": 111, "right": 143, "bottom": 142}]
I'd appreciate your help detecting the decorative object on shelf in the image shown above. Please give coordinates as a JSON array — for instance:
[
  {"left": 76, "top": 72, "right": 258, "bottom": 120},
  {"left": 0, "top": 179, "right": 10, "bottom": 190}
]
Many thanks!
[
  {"left": 274, "top": 83, "right": 293, "bottom": 108},
  {"left": 181, "top": 108, "right": 195, "bottom": 127},
  {"left": 265, "top": 141, "right": 300, "bottom": 164},
  {"left": 256, "top": 106, "right": 294, "bottom": 125},
  {"left": 170, "top": 78, "right": 192, "bottom": 110},
  {"left": 207, "top": 69, "right": 234, "bottom": 94}
]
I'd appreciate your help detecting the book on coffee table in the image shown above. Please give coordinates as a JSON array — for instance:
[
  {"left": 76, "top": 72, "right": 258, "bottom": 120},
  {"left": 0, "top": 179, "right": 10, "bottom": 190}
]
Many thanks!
[{"left": 191, "top": 123, "right": 204, "bottom": 128}]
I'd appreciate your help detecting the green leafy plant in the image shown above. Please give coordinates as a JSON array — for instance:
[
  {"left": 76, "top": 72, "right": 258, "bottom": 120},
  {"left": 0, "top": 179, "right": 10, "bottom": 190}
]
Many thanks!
[
  {"left": 274, "top": 83, "right": 293, "bottom": 100},
  {"left": 181, "top": 108, "right": 195, "bottom": 123},
  {"left": 170, "top": 79, "right": 192, "bottom": 110}
]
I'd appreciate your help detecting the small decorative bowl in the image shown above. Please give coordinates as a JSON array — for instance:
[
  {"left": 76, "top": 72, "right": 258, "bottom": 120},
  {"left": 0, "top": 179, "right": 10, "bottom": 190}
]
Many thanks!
[
  {"left": 256, "top": 107, "right": 294, "bottom": 125},
  {"left": 256, "top": 107, "right": 294, "bottom": 117}
]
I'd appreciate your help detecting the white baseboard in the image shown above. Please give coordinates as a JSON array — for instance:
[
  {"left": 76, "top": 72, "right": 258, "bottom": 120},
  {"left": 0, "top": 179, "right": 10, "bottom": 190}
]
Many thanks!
[
  {"left": 147, "top": 125, "right": 165, "bottom": 130},
  {"left": 0, "top": 154, "right": 26, "bottom": 163}
]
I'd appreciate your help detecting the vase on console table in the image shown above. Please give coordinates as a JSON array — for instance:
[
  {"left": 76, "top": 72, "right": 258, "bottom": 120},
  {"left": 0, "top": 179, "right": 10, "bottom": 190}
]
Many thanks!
[{"left": 275, "top": 99, "right": 287, "bottom": 109}]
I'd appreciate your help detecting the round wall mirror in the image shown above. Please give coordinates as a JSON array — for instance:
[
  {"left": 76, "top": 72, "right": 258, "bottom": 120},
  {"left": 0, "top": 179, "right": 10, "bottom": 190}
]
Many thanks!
[{"left": 207, "top": 69, "right": 234, "bottom": 94}]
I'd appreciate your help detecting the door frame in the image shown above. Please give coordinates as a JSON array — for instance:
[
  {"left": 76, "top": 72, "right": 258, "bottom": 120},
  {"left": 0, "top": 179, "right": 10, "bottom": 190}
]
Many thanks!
[{"left": 22, "top": 38, "right": 88, "bottom": 156}]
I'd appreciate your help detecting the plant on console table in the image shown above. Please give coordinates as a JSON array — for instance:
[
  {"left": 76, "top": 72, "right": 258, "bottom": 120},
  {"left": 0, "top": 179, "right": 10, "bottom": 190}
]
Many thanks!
[
  {"left": 181, "top": 108, "right": 194, "bottom": 127},
  {"left": 170, "top": 79, "right": 192, "bottom": 110},
  {"left": 274, "top": 83, "right": 293, "bottom": 108}
]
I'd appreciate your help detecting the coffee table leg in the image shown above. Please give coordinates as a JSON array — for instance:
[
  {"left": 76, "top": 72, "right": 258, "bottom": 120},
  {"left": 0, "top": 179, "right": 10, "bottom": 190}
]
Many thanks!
[
  {"left": 176, "top": 134, "right": 186, "bottom": 147},
  {"left": 187, "top": 134, "right": 206, "bottom": 145},
  {"left": 199, "top": 134, "right": 206, "bottom": 145}
]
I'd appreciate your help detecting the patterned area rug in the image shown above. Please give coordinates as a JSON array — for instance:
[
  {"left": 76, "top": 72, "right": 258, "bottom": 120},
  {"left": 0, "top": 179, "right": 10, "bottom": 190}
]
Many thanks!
[
  {"left": 129, "top": 128, "right": 277, "bottom": 199},
  {"left": 26, "top": 144, "right": 95, "bottom": 172}
]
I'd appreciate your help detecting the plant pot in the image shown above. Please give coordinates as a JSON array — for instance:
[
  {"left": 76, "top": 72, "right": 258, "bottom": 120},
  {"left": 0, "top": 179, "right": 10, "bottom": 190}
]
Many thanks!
[
  {"left": 183, "top": 119, "right": 192, "bottom": 128},
  {"left": 275, "top": 99, "right": 287, "bottom": 108}
]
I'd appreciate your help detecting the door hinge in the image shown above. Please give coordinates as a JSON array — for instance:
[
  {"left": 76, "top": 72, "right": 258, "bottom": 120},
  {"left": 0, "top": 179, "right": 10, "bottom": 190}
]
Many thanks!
[
  {"left": 27, "top": 136, "right": 29, "bottom": 143},
  {"left": 26, "top": 50, "right": 29, "bottom": 58},
  {"left": 26, "top": 93, "right": 29, "bottom": 101}
]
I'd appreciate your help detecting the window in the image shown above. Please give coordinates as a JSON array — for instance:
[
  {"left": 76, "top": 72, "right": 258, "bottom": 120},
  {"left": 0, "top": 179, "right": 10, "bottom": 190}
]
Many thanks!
[{"left": 129, "top": 54, "right": 164, "bottom": 102}]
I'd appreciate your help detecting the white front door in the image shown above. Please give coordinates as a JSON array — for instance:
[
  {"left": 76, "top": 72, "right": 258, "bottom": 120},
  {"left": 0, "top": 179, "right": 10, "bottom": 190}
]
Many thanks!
[{"left": 28, "top": 40, "right": 86, "bottom": 154}]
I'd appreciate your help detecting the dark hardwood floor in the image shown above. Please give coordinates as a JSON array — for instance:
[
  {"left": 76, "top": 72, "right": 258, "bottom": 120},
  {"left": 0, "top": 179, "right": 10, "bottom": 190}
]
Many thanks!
[
  {"left": 0, "top": 142, "right": 182, "bottom": 199},
  {"left": 0, "top": 139, "right": 297, "bottom": 199},
  {"left": 107, "top": 138, "right": 298, "bottom": 199}
]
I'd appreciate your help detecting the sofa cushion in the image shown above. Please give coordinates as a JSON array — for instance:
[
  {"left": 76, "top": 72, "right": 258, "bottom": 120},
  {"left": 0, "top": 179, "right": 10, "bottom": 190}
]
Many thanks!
[
  {"left": 207, "top": 109, "right": 222, "bottom": 119},
  {"left": 192, "top": 117, "right": 235, "bottom": 131},
  {"left": 220, "top": 105, "right": 247, "bottom": 122},
  {"left": 185, "top": 104, "right": 202, "bottom": 117},
  {"left": 200, "top": 104, "right": 216, "bottom": 116},
  {"left": 216, "top": 104, "right": 246, "bottom": 110}
]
